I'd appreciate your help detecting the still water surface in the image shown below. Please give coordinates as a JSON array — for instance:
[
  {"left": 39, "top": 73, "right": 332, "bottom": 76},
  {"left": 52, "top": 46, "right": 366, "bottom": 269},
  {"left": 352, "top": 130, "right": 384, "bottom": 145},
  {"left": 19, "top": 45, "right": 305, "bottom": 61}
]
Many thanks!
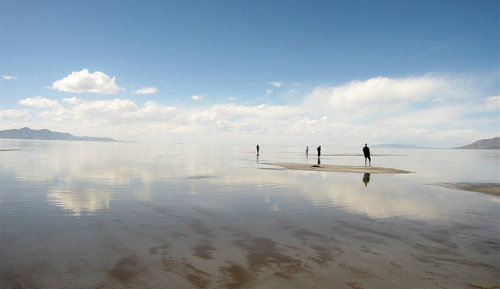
[{"left": 0, "top": 140, "right": 498, "bottom": 288}]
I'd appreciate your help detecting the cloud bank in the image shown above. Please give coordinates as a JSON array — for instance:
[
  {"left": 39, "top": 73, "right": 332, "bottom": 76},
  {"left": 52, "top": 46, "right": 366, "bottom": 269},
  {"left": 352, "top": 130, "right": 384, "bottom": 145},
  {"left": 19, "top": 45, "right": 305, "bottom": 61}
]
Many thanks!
[
  {"left": 0, "top": 109, "right": 30, "bottom": 121},
  {"left": 2, "top": 74, "right": 498, "bottom": 147}
]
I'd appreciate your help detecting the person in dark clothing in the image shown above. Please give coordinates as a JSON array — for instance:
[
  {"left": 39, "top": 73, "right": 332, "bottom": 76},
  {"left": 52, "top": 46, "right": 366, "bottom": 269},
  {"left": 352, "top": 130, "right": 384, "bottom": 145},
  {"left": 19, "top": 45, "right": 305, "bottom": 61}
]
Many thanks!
[
  {"left": 363, "top": 143, "right": 371, "bottom": 167},
  {"left": 256, "top": 144, "right": 260, "bottom": 155},
  {"left": 317, "top": 145, "right": 321, "bottom": 157}
]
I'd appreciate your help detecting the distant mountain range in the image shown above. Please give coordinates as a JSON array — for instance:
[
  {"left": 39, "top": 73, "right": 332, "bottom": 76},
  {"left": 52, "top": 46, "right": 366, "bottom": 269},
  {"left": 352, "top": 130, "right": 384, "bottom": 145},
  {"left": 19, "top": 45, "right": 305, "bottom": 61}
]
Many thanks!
[
  {"left": 0, "top": 127, "right": 118, "bottom": 142},
  {"left": 369, "top": 137, "right": 500, "bottom": 149},
  {"left": 456, "top": 137, "right": 500, "bottom": 149}
]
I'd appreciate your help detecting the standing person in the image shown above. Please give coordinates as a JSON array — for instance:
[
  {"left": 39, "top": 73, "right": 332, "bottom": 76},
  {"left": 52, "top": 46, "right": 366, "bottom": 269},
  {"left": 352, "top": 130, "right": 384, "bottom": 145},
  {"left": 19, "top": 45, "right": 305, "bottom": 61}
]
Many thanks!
[
  {"left": 306, "top": 145, "right": 309, "bottom": 156},
  {"left": 317, "top": 145, "right": 321, "bottom": 158},
  {"left": 363, "top": 143, "right": 371, "bottom": 167},
  {"left": 256, "top": 144, "right": 260, "bottom": 155}
]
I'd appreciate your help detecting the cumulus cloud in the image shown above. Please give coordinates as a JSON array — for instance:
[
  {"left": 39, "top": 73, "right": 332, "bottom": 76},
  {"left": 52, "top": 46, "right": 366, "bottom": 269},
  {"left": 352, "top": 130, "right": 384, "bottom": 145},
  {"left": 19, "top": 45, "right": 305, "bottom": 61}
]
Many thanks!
[
  {"left": 133, "top": 87, "right": 158, "bottom": 95},
  {"left": 297, "top": 74, "right": 499, "bottom": 146},
  {"left": 19, "top": 96, "right": 60, "bottom": 109},
  {"left": 51, "top": 69, "right": 120, "bottom": 94},
  {"left": 304, "top": 76, "right": 444, "bottom": 118},
  {"left": 191, "top": 95, "right": 202, "bottom": 101}
]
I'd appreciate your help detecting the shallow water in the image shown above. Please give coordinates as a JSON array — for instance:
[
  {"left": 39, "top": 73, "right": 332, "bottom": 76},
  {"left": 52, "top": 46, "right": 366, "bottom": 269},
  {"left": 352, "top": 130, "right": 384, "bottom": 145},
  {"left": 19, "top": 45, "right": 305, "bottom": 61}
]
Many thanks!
[{"left": 0, "top": 140, "right": 498, "bottom": 288}]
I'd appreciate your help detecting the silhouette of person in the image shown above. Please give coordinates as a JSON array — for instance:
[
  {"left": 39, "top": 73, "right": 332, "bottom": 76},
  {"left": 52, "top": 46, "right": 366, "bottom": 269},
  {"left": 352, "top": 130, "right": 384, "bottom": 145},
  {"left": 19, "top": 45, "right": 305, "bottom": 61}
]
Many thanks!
[
  {"left": 317, "top": 145, "right": 321, "bottom": 158},
  {"left": 363, "top": 143, "right": 371, "bottom": 167},
  {"left": 363, "top": 173, "right": 370, "bottom": 187},
  {"left": 306, "top": 145, "right": 309, "bottom": 156},
  {"left": 256, "top": 144, "right": 260, "bottom": 155}
]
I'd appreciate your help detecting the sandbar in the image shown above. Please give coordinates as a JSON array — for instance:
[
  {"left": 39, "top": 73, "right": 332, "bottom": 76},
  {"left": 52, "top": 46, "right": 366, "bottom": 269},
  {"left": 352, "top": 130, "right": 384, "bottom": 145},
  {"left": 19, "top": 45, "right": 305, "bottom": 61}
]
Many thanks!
[
  {"left": 435, "top": 182, "right": 500, "bottom": 196},
  {"left": 265, "top": 162, "right": 412, "bottom": 174}
]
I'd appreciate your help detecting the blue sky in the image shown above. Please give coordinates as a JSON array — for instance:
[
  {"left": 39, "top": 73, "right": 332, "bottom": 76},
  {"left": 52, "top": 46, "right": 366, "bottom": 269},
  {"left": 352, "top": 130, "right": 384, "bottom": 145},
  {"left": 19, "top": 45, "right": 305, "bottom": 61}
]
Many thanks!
[{"left": 0, "top": 0, "right": 498, "bottom": 146}]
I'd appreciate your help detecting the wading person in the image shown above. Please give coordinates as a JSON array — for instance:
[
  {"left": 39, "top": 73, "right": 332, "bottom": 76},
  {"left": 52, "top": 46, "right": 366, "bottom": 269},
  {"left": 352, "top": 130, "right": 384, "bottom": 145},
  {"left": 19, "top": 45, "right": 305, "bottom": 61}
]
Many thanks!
[{"left": 363, "top": 143, "right": 371, "bottom": 167}]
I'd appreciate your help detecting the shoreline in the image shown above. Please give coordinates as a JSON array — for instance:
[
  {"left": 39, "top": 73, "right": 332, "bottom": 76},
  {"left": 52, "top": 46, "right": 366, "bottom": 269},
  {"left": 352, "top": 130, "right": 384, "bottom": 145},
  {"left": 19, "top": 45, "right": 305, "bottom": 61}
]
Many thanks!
[{"left": 264, "top": 162, "right": 412, "bottom": 174}]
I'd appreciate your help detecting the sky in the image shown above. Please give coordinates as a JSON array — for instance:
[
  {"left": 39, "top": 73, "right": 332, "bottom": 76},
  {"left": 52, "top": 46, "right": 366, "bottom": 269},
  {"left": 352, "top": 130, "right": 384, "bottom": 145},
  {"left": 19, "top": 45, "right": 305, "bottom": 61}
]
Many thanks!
[{"left": 0, "top": 0, "right": 498, "bottom": 147}]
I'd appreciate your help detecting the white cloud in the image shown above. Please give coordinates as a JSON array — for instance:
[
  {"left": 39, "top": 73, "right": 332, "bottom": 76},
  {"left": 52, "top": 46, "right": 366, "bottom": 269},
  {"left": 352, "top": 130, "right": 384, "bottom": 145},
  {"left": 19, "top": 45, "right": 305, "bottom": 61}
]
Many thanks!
[
  {"left": 268, "top": 81, "right": 283, "bottom": 88},
  {"left": 304, "top": 76, "right": 444, "bottom": 118},
  {"left": 133, "top": 87, "right": 158, "bottom": 95},
  {"left": 51, "top": 69, "right": 120, "bottom": 94},
  {"left": 38, "top": 107, "right": 74, "bottom": 123},
  {"left": 483, "top": 95, "right": 500, "bottom": 111},
  {"left": 266, "top": 81, "right": 283, "bottom": 94},
  {"left": 191, "top": 95, "right": 202, "bottom": 101},
  {"left": 19, "top": 96, "right": 60, "bottom": 109},
  {"left": 62, "top": 97, "right": 82, "bottom": 105},
  {"left": 378, "top": 105, "right": 467, "bottom": 127},
  {"left": 0, "top": 109, "right": 30, "bottom": 121},
  {"left": 2, "top": 75, "right": 16, "bottom": 80},
  {"left": 134, "top": 101, "right": 177, "bottom": 121},
  {"left": 73, "top": 99, "right": 138, "bottom": 120}
]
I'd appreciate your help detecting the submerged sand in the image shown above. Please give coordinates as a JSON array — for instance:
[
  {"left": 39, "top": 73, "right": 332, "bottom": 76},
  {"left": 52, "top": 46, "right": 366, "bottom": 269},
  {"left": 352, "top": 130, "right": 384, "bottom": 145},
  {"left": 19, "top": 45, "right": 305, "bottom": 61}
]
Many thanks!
[
  {"left": 435, "top": 182, "right": 500, "bottom": 196},
  {"left": 265, "top": 162, "right": 412, "bottom": 174}
]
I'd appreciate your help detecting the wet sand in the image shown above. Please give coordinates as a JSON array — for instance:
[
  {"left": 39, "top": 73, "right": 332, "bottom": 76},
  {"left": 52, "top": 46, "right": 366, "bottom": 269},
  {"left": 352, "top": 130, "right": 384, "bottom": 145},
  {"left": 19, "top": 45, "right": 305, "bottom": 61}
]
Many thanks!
[
  {"left": 435, "top": 182, "right": 500, "bottom": 196},
  {"left": 265, "top": 162, "right": 412, "bottom": 174}
]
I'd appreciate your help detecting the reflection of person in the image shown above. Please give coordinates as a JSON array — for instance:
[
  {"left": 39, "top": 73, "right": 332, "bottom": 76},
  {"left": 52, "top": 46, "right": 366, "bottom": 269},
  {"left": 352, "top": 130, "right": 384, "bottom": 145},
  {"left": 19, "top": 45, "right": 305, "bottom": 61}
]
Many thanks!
[
  {"left": 363, "top": 173, "right": 370, "bottom": 187},
  {"left": 317, "top": 145, "right": 321, "bottom": 158},
  {"left": 363, "top": 143, "right": 371, "bottom": 167},
  {"left": 256, "top": 144, "right": 260, "bottom": 155}
]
